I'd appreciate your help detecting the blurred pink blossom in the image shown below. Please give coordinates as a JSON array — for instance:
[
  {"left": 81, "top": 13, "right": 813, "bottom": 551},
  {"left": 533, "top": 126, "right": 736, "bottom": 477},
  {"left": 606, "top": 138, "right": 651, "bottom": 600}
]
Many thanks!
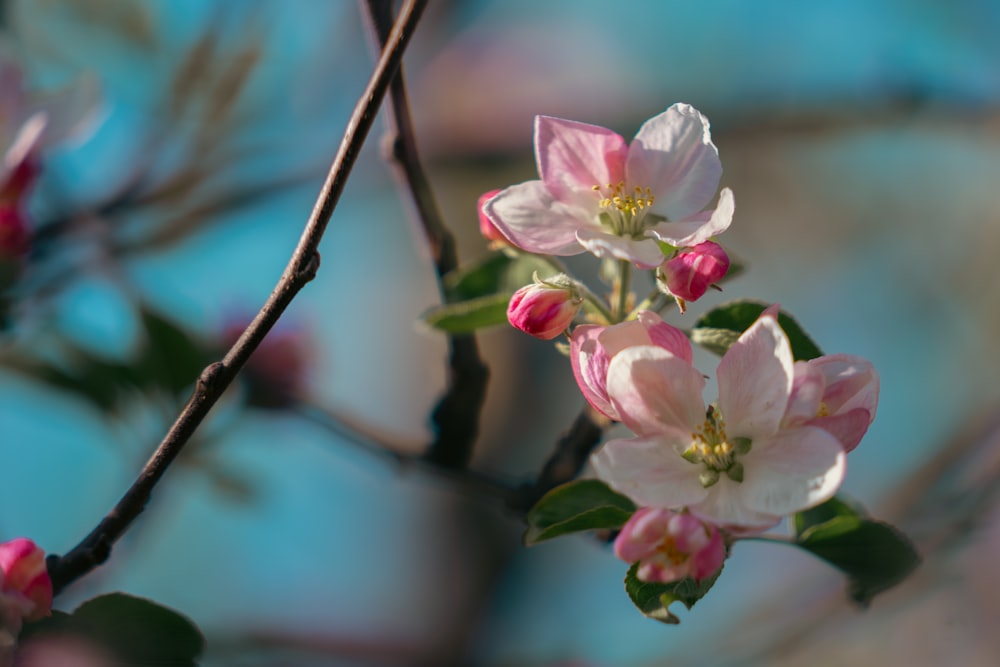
[{"left": 615, "top": 507, "right": 725, "bottom": 583}]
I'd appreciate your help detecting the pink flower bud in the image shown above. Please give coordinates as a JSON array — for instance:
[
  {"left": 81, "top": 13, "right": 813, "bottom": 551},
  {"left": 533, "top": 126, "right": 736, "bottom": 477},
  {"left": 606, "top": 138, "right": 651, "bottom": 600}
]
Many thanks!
[
  {"left": 0, "top": 538, "right": 52, "bottom": 630},
  {"left": 659, "top": 241, "right": 730, "bottom": 306},
  {"left": 507, "top": 275, "right": 581, "bottom": 340},
  {"left": 222, "top": 320, "right": 311, "bottom": 408},
  {"left": 0, "top": 204, "right": 30, "bottom": 259},
  {"left": 614, "top": 508, "right": 725, "bottom": 583},
  {"left": 477, "top": 189, "right": 507, "bottom": 244}
]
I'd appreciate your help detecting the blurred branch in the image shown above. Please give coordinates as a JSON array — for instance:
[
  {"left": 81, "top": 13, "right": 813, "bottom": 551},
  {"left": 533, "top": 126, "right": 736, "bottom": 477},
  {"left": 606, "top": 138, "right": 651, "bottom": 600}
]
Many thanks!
[
  {"left": 362, "top": 0, "right": 488, "bottom": 469},
  {"left": 46, "top": 0, "right": 429, "bottom": 595},
  {"left": 513, "top": 405, "right": 610, "bottom": 511}
]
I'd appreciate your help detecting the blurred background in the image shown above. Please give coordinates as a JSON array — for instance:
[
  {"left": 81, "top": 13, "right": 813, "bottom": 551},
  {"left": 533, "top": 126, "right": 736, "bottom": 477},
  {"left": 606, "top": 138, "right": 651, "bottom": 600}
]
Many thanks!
[{"left": 1, "top": 0, "right": 999, "bottom": 665}]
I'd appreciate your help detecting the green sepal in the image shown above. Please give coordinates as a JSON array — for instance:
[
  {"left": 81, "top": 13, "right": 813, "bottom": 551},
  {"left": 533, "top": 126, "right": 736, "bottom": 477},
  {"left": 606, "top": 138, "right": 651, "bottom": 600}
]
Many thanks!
[
  {"left": 421, "top": 292, "right": 511, "bottom": 334},
  {"left": 524, "top": 479, "right": 636, "bottom": 546},
  {"left": 792, "top": 497, "right": 921, "bottom": 606},
  {"left": 691, "top": 299, "right": 823, "bottom": 361},
  {"left": 624, "top": 562, "right": 724, "bottom": 625}
]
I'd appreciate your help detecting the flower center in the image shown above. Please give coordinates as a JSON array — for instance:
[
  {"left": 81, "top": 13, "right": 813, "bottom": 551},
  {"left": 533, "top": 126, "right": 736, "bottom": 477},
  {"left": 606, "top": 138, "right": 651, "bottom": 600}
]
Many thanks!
[
  {"left": 654, "top": 536, "right": 687, "bottom": 566},
  {"left": 592, "top": 181, "right": 657, "bottom": 238},
  {"left": 682, "top": 406, "right": 752, "bottom": 488}
]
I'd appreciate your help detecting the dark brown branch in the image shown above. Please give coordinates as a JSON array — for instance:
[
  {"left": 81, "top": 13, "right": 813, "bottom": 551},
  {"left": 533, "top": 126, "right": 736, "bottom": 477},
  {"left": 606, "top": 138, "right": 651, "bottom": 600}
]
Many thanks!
[
  {"left": 362, "top": 0, "right": 488, "bottom": 469},
  {"left": 46, "top": 0, "right": 429, "bottom": 595}
]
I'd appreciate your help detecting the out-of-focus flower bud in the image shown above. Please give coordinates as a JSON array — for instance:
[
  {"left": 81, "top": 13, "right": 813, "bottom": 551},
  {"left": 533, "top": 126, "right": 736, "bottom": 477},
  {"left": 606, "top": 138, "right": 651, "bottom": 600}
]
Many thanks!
[
  {"left": 507, "top": 273, "right": 582, "bottom": 340},
  {"left": 614, "top": 508, "right": 726, "bottom": 583},
  {"left": 477, "top": 189, "right": 507, "bottom": 245},
  {"left": 223, "top": 321, "right": 311, "bottom": 408},
  {"left": 658, "top": 240, "right": 730, "bottom": 311},
  {"left": 0, "top": 538, "right": 52, "bottom": 641}
]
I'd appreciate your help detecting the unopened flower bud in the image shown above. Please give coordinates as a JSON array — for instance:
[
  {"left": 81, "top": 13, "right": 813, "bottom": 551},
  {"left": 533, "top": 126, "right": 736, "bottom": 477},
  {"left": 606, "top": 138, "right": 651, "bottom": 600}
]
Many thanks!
[
  {"left": 0, "top": 538, "right": 52, "bottom": 639},
  {"left": 477, "top": 189, "right": 507, "bottom": 245},
  {"left": 614, "top": 508, "right": 725, "bottom": 583},
  {"left": 507, "top": 274, "right": 582, "bottom": 340},
  {"left": 658, "top": 241, "right": 730, "bottom": 310}
]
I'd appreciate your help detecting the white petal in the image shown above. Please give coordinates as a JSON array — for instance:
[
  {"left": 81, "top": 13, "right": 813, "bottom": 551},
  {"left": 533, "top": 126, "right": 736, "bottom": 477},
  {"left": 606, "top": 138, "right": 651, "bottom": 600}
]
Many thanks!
[
  {"left": 591, "top": 436, "right": 708, "bottom": 509},
  {"left": 688, "top": 481, "right": 781, "bottom": 529},
  {"left": 576, "top": 229, "right": 664, "bottom": 268},
  {"left": 626, "top": 104, "right": 723, "bottom": 221},
  {"left": 741, "top": 426, "right": 846, "bottom": 516},
  {"left": 648, "top": 187, "right": 734, "bottom": 247},
  {"left": 784, "top": 361, "right": 826, "bottom": 424},
  {"left": 606, "top": 345, "right": 706, "bottom": 437},
  {"left": 717, "top": 314, "right": 793, "bottom": 438},
  {"left": 485, "top": 180, "right": 593, "bottom": 255}
]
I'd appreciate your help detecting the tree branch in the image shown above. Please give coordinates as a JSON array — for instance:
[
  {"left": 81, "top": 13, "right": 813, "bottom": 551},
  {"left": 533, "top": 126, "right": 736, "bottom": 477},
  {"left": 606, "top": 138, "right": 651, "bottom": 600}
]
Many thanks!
[
  {"left": 46, "top": 0, "right": 429, "bottom": 595},
  {"left": 362, "top": 0, "right": 488, "bottom": 469}
]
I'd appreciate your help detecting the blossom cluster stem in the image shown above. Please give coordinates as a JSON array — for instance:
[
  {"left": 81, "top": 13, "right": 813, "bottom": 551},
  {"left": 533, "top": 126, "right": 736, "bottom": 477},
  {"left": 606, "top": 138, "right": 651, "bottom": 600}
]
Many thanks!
[
  {"left": 615, "top": 259, "right": 631, "bottom": 322},
  {"left": 45, "top": 0, "right": 429, "bottom": 596},
  {"left": 362, "top": 0, "right": 488, "bottom": 469}
]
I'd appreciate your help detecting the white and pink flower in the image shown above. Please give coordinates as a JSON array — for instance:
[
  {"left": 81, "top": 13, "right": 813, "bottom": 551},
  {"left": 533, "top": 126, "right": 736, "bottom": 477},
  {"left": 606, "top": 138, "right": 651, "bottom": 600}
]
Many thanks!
[
  {"left": 484, "top": 104, "right": 734, "bottom": 269},
  {"left": 615, "top": 507, "right": 725, "bottom": 583},
  {"left": 590, "top": 310, "right": 862, "bottom": 530}
]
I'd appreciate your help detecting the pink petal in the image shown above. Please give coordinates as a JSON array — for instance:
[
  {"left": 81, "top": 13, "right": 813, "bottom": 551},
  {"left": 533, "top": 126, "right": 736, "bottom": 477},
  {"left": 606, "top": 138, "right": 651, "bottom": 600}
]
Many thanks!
[
  {"left": 591, "top": 436, "right": 708, "bottom": 509},
  {"left": 626, "top": 104, "right": 723, "bottom": 221},
  {"left": 485, "top": 180, "right": 593, "bottom": 255},
  {"left": 807, "top": 408, "right": 873, "bottom": 453},
  {"left": 575, "top": 228, "right": 665, "bottom": 268},
  {"left": 810, "top": 354, "right": 879, "bottom": 418},
  {"left": 784, "top": 361, "right": 826, "bottom": 424},
  {"left": 649, "top": 187, "right": 734, "bottom": 247},
  {"left": 602, "top": 311, "right": 693, "bottom": 364},
  {"left": 740, "top": 426, "right": 846, "bottom": 516},
  {"left": 535, "top": 115, "right": 628, "bottom": 209},
  {"left": 614, "top": 507, "right": 672, "bottom": 562},
  {"left": 606, "top": 346, "right": 706, "bottom": 437},
  {"left": 569, "top": 324, "right": 618, "bottom": 420},
  {"left": 717, "top": 313, "right": 794, "bottom": 439}
]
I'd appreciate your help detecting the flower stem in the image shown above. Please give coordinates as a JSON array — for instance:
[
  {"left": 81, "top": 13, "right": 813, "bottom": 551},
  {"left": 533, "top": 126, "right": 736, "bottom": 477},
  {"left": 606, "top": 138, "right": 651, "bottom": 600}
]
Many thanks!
[{"left": 615, "top": 259, "right": 632, "bottom": 322}]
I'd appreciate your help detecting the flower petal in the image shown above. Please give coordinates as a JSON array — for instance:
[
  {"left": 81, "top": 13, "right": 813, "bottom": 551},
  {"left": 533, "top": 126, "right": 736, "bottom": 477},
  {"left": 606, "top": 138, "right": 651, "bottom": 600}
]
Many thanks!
[
  {"left": 648, "top": 187, "right": 734, "bottom": 247},
  {"left": 717, "top": 313, "right": 793, "bottom": 438},
  {"left": 606, "top": 345, "right": 706, "bottom": 437},
  {"left": 626, "top": 104, "right": 723, "bottom": 221},
  {"left": 688, "top": 481, "right": 783, "bottom": 530},
  {"left": 485, "top": 180, "right": 592, "bottom": 255},
  {"left": 569, "top": 324, "right": 618, "bottom": 420},
  {"left": 784, "top": 360, "right": 826, "bottom": 424},
  {"left": 807, "top": 408, "right": 873, "bottom": 453},
  {"left": 576, "top": 228, "right": 664, "bottom": 268},
  {"left": 591, "top": 436, "right": 708, "bottom": 509},
  {"left": 810, "top": 354, "right": 880, "bottom": 418},
  {"left": 535, "top": 115, "right": 628, "bottom": 208},
  {"left": 602, "top": 311, "right": 693, "bottom": 364},
  {"left": 741, "top": 426, "right": 846, "bottom": 516}
]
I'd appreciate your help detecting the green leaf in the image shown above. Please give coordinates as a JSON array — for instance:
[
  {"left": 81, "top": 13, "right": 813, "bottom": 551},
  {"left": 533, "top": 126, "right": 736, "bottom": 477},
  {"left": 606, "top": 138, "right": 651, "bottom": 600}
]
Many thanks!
[
  {"left": 20, "top": 593, "right": 204, "bottom": 666},
  {"left": 624, "top": 562, "right": 723, "bottom": 624},
  {"left": 421, "top": 292, "right": 511, "bottom": 333},
  {"left": 793, "top": 500, "right": 921, "bottom": 606},
  {"left": 443, "top": 251, "right": 513, "bottom": 302},
  {"left": 692, "top": 299, "right": 824, "bottom": 361},
  {"left": 499, "top": 254, "right": 561, "bottom": 292},
  {"left": 524, "top": 479, "right": 636, "bottom": 546}
]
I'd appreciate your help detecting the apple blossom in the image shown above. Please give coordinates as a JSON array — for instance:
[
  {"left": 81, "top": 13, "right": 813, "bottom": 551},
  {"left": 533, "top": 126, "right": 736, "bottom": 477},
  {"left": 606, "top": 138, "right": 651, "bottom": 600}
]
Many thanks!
[
  {"left": 615, "top": 507, "right": 725, "bottom": 583},
  {"left": 507, "top": 274, "right": 582, "bottom": 340},
  {"left": 590, "top": 311, "right": 849, "bottom": 530},
  {"left": 477, "top": 189, "right": 507, "bottom": 245},
  {"left": 570, "top": 311, "right": 691, "bottom": 420},
  {"left": 484, "top": 104, "right": 734, "bottom": 268},
  {"left": 0, "top": 538, "right": 52, "bottom": 642},
  {"left": 784, "top": 354, "right": 879, "bottom": 452},
  {"left": 658, "top": 240, "right": 730, "bottom": 310}
]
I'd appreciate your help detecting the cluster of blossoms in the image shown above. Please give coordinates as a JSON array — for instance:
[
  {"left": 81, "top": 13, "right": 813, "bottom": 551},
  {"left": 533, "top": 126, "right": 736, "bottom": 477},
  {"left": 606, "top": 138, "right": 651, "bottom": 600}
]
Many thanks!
[
  {"left": 0, "top": 538, "right": 51, "bottom": 649},
  {"left": 483, "top": 104, "right": 879, "bottom": 584}
]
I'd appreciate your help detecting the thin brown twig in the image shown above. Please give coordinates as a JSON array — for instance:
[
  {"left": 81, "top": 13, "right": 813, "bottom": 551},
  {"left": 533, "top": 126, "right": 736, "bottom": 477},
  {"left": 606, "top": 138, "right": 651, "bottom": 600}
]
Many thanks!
[
  {"left": 362, "top": 0, "right": 488, "bottom": 469},
  {"left": 46, "top": 0, "right": 429, "bottom": 595}
]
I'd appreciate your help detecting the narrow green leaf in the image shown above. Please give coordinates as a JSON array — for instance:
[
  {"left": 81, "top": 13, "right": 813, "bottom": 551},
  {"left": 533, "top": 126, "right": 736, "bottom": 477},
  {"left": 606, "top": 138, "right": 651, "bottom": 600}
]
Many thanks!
[
  {"left": 524, "top": 479, "right": 636, "bottom": 546},
  {"left": 443, "top": 251, "right": 512, "bottom": 302},
  {"left": 624, "top": 562, "right": 723, "bottom": 624},
  {"left": 794, "top": 508, "right": 920, "bottom": 606},
  {"left": 421, "top": 293, "right": 511, "bottom": 333},
  {"left": 692, "top": 299, "right": 824, "bottom": 361}
]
